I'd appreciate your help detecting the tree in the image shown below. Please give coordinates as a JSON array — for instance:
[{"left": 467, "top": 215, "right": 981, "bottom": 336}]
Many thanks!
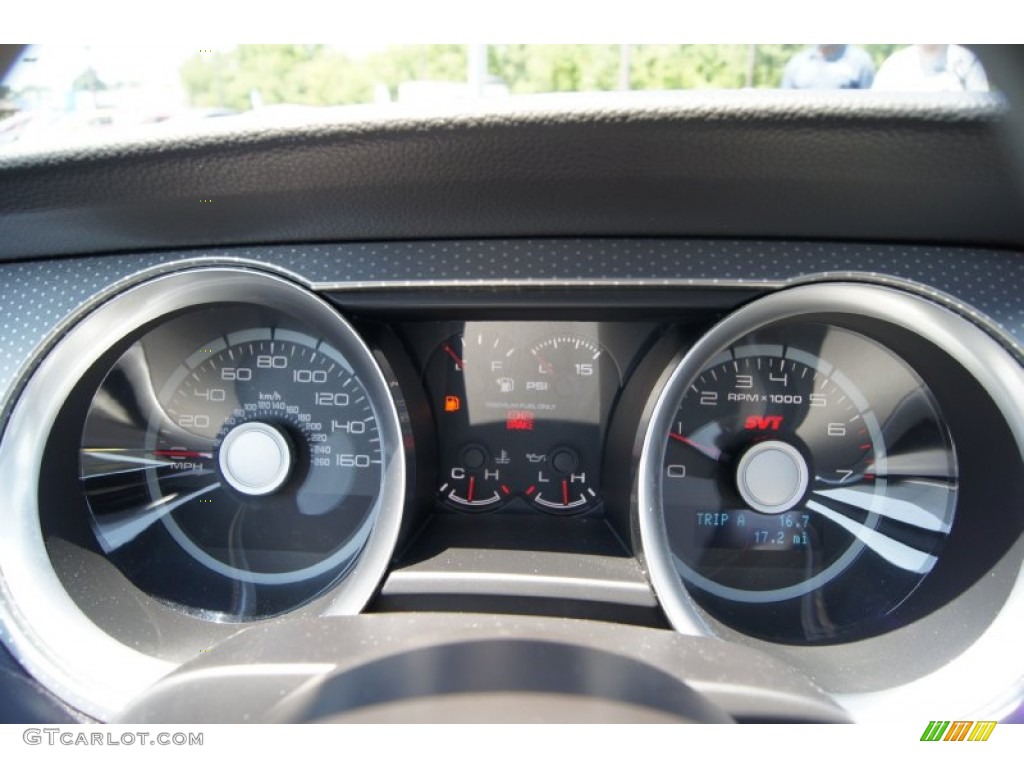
[{"left": 179, "top": 44, "right": 904, "bottom": 111}]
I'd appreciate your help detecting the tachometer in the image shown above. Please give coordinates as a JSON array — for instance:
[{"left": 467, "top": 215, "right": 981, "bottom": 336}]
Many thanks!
[
  {"left": 664, "top": 335, "right": 956, "bottom": 603},
  {"left": 641, "top": 297, "right": 959, "bottom": 644}
]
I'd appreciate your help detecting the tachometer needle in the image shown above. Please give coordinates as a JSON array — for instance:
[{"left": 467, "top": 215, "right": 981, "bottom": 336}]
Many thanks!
[
  {"left": 468, "top": 474, "right": 476, "bottom": 502},
  {"left": 562, "top": 479, "right": 569, "bottom": 506},
  {"left": 669, "top": 432, "right": 722, "bottom": 461}
]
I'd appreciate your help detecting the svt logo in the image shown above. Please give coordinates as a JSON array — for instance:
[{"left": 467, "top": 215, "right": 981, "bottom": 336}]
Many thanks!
[{"left": 744, "top": 415, "right": 783, "bottom": 431}]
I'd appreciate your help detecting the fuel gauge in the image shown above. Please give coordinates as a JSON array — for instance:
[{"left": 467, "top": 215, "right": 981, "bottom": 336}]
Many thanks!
[{"left": 427, "top": 329, "right": 520, "bottom": 412}]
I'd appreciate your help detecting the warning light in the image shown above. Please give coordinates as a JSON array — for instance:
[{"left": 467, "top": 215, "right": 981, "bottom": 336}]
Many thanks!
[
  {"left": 506, "top": 409, "right": 534, "bottom": 431},
  {"left": 444, "top": 395, "right": 461, "bottom": 412}
]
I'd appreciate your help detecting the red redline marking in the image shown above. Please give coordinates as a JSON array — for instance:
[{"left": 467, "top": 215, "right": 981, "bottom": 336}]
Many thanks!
[
  {"left": 500, "top": 484, "right": 510, "bottom": 495},
  {"left": 443, "top": 344, "right": 466, "bottom": 369},
  {"left": 863, "top": 474, "right": 876, "bottom": 480},
  {"left": 525, "top": 485, "right": 536, "bottom": 496},
  {"left": 858, "top": 443, "right": 872, "bottom": 450}
]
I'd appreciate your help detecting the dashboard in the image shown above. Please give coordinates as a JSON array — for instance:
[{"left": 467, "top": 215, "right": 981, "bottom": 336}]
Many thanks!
[{"left": 3, "top": 53, "right": 1024, "bottom": 724}]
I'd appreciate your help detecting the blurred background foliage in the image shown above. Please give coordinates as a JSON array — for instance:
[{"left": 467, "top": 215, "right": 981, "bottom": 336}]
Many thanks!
[{"left": 180, "top": 44, "right": 905, "bottom": 110}]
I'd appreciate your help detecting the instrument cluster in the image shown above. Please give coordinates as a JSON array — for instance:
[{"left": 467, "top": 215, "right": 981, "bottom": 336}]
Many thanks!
[{"left": 2, "top": 266, "right": 1023, "bottom": 722}]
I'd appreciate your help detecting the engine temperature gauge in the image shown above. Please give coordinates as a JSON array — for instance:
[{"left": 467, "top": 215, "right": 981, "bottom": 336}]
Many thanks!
[{"left": 439, "top": 443, "right": 513, "bottom": 511}]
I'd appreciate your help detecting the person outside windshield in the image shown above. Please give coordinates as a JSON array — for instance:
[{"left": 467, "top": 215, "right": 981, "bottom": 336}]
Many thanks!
[{"left": 780, "top": 45, "right": 875, "bottom": 89}]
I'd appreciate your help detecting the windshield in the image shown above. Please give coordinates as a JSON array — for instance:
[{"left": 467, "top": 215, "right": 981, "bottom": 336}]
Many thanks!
[{"left": 0, "top": 44, "right": 993, "bottom": 150}]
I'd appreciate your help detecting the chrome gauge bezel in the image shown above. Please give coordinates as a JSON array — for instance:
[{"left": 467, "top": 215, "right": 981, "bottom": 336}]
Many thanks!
[
  {"left": 638, "top": 282, "right": 1024, "bottom": 721},
  {"left": 0, "top": 267, "right": 406, "bottom": 720}
]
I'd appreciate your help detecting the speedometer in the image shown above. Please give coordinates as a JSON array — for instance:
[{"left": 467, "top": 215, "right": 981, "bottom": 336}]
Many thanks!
[
  {"left": 83, "top": 328, "right": 381, "bottom": 583},
  {"left": 75, "top": 271, "right": 405, "bottom": 620}
]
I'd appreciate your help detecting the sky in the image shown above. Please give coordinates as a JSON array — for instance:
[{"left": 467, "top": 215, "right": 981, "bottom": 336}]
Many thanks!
[{"left": 5, "top": 45, "right": 196, "bottom": 92}]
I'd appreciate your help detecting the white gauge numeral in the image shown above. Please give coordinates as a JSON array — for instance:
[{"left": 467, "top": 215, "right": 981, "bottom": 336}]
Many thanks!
[
  {"left": 769, "top": 372, "right": 788, "bottom": 386},
  {"left": 193, "top": 388, "right": 226, "bottom": 402},
  {"left": 256, "top": 355, "right": 288, "bottom": 369},
  {"left": 331, "top": 419, "right": 366, "bottom": 434},
  {"left": 736, "top": 375, "right": 753, "bottom": 389},
  {"left": 293, "top": 369, "right": 328, "bottom": 383},
  {"left": 827, "top": 422, "right": 847, "bottom": 437},
  {"left": 666, "top": 464, "right": 686, "bottom": 478},
  {"left": 700, "top": 391, "right": 718, "bottom": 406},
  {"left": 337, "top": 454, "right": 372, "bottom": 468},
  {"left": 810, "top": 393, "right": 827, "bottom": 407},
  {"left": 316, "top": 392, "right": 350, "bottom": 407},
  {"left": 221, "top": 367, "right": 252, "bottom": 381}
]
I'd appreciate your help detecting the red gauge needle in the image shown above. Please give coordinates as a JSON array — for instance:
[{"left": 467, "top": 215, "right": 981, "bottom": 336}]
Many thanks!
[
  {"left": 535, "top": 354, "right": 555, "bottom": 374},
  {"left": 468, "top": 474, "right": 476, "bottom": 502},
  {"left": 152, "top": 450, "right": 213, "bottom": 459},
  {"left": 669, "top": 432, "right": 722, "bottom": 461},
  {"left": 443, "top": 344, "right": 466, "bottom": 369},
  {"left": 562, "top": 479, "right": 569, "bottom": 506}
]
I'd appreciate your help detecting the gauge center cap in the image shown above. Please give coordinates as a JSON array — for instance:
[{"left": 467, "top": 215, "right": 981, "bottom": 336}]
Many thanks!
[
  {"left": 735, "top": 440, "right": 808, "bottom": 514},
  {"left": 218, "top": 422, "right": 292, "bottom": 496}
]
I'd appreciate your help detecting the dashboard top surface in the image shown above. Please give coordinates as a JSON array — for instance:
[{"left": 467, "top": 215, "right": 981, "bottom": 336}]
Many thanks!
[{"left": 0, "top": 89, "right": 1022, "bottom": 259}]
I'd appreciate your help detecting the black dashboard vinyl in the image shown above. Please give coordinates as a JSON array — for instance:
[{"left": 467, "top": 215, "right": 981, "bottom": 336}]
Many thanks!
[{"left": 0, "top": 93, "right": 1022, "bottom": 261}]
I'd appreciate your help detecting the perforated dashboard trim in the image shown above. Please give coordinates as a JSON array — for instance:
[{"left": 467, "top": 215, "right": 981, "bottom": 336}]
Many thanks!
[{"left": 1, "top": 239, "right": 1023, "bottom": 437}]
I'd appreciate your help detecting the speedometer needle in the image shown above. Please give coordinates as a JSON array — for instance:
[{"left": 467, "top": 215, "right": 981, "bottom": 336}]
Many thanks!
[
  {"left": 152, "top": 450, "right": 213, "bottom": 459},
  {"left": 669, "top": 432, "right": 722, "bottom": 461}
]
